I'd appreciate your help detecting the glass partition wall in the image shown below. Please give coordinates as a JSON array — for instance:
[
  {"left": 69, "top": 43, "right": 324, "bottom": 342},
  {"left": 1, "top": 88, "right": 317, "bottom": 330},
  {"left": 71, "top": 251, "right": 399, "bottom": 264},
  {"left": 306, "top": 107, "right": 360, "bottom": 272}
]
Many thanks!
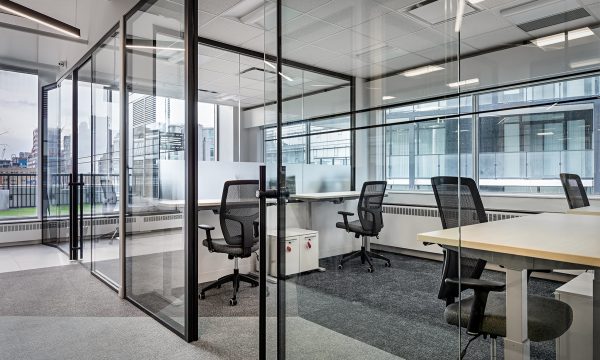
[
  {"left": 124, "top": 0, "right": 188, "bottom": 336},
  {"left": 38, "top": 0, "right": 600, "bottom": 357}
]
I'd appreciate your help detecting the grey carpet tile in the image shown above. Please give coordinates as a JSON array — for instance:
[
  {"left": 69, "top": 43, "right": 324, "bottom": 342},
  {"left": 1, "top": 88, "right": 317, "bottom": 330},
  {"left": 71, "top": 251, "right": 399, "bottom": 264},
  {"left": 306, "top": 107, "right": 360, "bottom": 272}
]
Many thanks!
[
  {"left": 0, "top": 316, "right": 222, "bottom": 360},
  {"left": 288, "top": 252, "right": 561, "bottom": 360},
  {"left": 0, "top": 264, "right": 141, "bottom": 317}
]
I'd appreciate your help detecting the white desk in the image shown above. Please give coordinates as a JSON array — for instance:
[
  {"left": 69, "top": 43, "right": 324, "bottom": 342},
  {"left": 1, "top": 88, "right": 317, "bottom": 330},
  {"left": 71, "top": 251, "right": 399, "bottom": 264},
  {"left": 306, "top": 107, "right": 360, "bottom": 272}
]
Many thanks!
[
  {"left": 418, "top": 213, "right": 600, "bottom": 360},
  {"left": 566, "top": 206, "right": 600, "bottom": 216},
  {"left": 290, "top": 191, "right": 361, "bottom": 203}
]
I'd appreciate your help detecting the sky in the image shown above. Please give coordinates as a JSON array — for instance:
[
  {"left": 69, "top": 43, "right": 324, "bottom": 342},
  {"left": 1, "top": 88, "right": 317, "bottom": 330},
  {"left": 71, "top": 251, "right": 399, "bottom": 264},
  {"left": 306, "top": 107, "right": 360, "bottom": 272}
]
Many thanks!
[{"left": 0, "top": 70, "right": 38, "bottom": 159}]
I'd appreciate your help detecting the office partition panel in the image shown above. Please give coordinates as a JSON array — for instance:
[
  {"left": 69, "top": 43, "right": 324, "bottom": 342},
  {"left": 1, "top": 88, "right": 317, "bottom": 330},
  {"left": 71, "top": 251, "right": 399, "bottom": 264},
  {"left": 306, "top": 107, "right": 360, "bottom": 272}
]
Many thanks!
[
  {"left": 276, "top": 0, "right": 462, "bottom": 358},
  {"left": 90, "top": 30, "right": 121, "bottom": 286},
  {"left": 124, "top": 0, "right": 189, "bottom": 338}
]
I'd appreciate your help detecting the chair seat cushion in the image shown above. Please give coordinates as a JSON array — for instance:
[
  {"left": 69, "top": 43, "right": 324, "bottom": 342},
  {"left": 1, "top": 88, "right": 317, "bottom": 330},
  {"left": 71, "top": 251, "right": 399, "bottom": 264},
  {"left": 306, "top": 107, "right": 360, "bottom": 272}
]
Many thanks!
[
  {"left": 202, "top": 238, "right": 259, "bottom": 256},
  {"left": 336, "top": 220, "right": 377, "bottom": 236},
  {"left": 445, "top": 292, "right": 573, "bottom": 342}
]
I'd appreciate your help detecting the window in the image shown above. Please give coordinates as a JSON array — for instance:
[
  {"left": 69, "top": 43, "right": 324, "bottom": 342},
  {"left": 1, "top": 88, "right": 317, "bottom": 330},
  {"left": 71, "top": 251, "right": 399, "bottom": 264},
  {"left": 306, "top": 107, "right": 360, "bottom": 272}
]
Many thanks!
[
  {"left": 0, "top": 70, "right": 39, "bottom": 219},
  {"left": 385, "top": 75, "right": 599, "bottom": 194}
]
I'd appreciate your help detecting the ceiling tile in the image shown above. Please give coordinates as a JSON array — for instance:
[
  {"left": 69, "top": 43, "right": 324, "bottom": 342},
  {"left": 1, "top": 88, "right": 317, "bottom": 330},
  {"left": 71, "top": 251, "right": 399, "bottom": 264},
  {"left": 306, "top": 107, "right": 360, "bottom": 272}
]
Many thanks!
[
  {"left": 379, "top": 53, "right": 432, "bottom": 72},
  {"left": 319, "top": 54, "right": 367, "bottom": 73},
  {"left": 462, "top": 26, "right": 529, "bottom": 50},
  {"left": 450, "top": 10, "right": 513, "bottom": 39},
  {"left": 198, "top": 11, "right": 216, "bottom": 28},
  {"left": 285, "top": 44, "right": 342, "bottom": 67},
  {"left": 386, "top": 28, "right": 448, "bottom": 53},
  {"left": 199, "top": 0, "right": 243, "bottom": 15},
  {"left": 307, "top": 0, "right": 391, "bottom": 28},
  {"left": 415, "top": 41, "right": 477, "bottom": 61},
  {"left": 373, "top": 0, "right": 421, "bottom": 11},
  {"left": 283, "top": 14, "right": 345, "bottom": 43},
  {"left": 240, "top": 34, "right": 265, "bottom": 53},
  {"left": 283, "top": 0, "right": 333, "bottom": 13},
  {"left": 312, "top": 29, "right": 383, "bottom": 55},
  {"left": 199, "top": 17, "right": 264, "bottom": 46},
  {"left": 353, "top": 12, "right": 424, "bottom": 41}
]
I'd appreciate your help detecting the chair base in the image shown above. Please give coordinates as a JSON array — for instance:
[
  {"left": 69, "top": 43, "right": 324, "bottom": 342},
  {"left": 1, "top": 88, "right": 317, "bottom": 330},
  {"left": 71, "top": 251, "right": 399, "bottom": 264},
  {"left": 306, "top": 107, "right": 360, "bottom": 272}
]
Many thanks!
[
  {"left": 199, "top": 268, "right": 258, "bottom": 306},
  {"left": 338, "top": 246, "right": 391, "bottom": 272}
]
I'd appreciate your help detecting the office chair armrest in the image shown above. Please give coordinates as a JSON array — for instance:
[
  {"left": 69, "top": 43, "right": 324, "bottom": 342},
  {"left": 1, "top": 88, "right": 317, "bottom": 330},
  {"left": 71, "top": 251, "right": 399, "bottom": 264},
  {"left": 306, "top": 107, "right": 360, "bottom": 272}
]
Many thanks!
[
  {"left": 199, "top": 224, "right": 216, "bottom": 252},
  {"left": 338, "top": 211, "right": 354, "bottom": 231},
  {"left": 445, "top": 277, "right": 505, "bottom": 335}
]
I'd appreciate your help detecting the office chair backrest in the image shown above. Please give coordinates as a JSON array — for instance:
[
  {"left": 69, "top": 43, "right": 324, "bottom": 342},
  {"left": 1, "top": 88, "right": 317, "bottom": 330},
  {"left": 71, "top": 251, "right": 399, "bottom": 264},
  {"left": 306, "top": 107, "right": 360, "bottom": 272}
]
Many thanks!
[
  {"left": 431, "top": 176, "right": 487, "bottom": 304},
  {"left": 560, "top": 173, "right": 589, "bottom": 209},
  {"left": 220, "top": 180, "right": 260, "bottom": 253},
  {"left": 357, "top": 181, "right": 387, "bottom": 235}
]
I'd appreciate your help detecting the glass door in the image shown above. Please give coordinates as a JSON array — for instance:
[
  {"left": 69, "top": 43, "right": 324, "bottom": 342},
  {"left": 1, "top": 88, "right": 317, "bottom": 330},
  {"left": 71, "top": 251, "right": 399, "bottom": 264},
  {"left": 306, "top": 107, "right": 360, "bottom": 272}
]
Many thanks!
[{"left": 42, "top": 79, "right": 74, "bottom": 257}]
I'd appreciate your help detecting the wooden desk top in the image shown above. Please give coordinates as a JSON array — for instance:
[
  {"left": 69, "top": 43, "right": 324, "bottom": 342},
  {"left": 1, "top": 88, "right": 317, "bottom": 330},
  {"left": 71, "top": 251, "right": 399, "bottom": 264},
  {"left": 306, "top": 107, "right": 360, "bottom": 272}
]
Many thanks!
[
  {"left": 566, "top": 206, "right": 600, "bottom": 216},
  {"left": 417, "top": 213, "right": 600, "bottom": 267}
]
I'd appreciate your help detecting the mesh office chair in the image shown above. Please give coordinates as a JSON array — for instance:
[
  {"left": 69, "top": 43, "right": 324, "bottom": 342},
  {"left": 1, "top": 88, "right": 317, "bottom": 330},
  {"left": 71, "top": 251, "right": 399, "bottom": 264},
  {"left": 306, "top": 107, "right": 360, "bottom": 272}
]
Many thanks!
[
  {"left": 336, "top": 181, "right": 389, "bottom": 272},
  {"left": 431, "top": 176, "right": 573, "bottom": 359},
  {"left": 560, "top": 173, "right": 589, "bottom": 209},
  {"left": 199, "top": 180, "right": 259, "bottom": 306}
]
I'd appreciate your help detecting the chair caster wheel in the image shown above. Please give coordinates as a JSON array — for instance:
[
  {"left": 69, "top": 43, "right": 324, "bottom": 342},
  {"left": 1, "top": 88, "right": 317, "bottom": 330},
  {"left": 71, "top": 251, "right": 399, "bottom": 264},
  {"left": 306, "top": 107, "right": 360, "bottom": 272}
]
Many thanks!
[
  {"left": 385, "top": 262, "right": 391, "bottom": 267},
  {"left": 367, "top": 267, "right": 373, "bottom": 273},
  {"left": 229, "top": 298, "right": 237, "bottom": 306},
  {"left": 200, "top": 293, "right": 205, "bottom": 300},
  {"left": 338, "top": 264, "right": 343, "bottom": 270}
]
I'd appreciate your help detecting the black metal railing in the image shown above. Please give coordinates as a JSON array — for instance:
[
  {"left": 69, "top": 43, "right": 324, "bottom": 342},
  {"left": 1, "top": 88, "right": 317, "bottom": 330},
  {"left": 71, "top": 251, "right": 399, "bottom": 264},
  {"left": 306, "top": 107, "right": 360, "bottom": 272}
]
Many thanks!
[
  {"left": 0, "top": 173, "right": 121, "bottom": 210},
  {"left": 0, "top": 173, "right": 37, "bottom": 209}
]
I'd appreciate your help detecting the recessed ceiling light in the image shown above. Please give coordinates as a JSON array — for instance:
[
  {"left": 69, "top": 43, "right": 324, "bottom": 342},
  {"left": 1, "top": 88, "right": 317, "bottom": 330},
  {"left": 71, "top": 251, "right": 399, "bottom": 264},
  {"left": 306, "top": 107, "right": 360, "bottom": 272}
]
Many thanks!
[
  {"left": 531, "top": 27, "right": 595, "bottom": 48},
  {"left": 531, "top": 33, "right": 565, "bottom": 47},
  {"left": 402, "top": 65, "right": 444, "bottom": 77},
  {"left": 0, "top": 0, "right": 81, "bottom": 38},
  {"left": 570, "top": 58, "right": 600, "bottom": 69},
  {"left": 447, "top": 78, "right": 479, "bottom": 88},
  {"left": 382, "top": 96, "right": 396, "bottom": 100},
  {"left": 568, "top": 27, "right": 595, "bottom": 41}
]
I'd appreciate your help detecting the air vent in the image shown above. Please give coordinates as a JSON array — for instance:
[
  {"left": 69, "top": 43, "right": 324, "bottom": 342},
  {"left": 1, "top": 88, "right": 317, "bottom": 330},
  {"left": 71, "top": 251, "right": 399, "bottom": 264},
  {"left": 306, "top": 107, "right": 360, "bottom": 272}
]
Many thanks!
[{"left": 517, "top": 8, "right": 590, "bottom": 32}]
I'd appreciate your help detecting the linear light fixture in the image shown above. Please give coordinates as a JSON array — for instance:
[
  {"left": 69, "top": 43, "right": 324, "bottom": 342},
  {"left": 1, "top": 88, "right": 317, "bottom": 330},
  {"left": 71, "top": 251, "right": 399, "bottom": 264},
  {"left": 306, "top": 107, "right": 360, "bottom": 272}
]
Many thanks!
[
  {"left": 126, "top": 45, "right": 185, "bottom": 51},
  {"left": 531, "top": 27, "right": 595, "bottom": 48},
  {"left": 264, "top": 60, "right": 293, "bottom": 82},
  {"left": 382, "top": 96, "right": 396, "bottom": 100},
  {"left": 0, "top": 0, "right": 80, "bottom": 38},
  {"left": 447, "top": 78, "right": 479, "bottom": 88},
  {"left": 126, "top": 39, "right": 184, "bottom": 52},
  {"left": 537, "top": 132, "right": 554, "bottom": 136},
  {"left": 402, "top": 65, "right": 444, "bottom": 77}
]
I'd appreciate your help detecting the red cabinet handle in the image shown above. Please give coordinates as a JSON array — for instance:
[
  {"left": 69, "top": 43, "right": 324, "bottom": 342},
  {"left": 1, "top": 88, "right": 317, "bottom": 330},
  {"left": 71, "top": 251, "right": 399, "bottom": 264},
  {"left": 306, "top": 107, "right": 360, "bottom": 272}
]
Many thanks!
[
  {"left": 306, "top": 240, "right": 312, "bottom": 249},
  {"left": 286, "top": 244, "right": 292, "bottom": 252}
]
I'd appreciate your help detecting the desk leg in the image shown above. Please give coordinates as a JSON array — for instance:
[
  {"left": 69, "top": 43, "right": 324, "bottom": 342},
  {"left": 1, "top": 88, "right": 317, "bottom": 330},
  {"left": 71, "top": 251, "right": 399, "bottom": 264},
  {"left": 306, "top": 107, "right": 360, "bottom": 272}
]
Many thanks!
[
  {"left": 504, "top": 269, "right": 530, "bottom": 360},
  {"left": 594, "top": 269, "right": 600, "bottom": 360}
]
